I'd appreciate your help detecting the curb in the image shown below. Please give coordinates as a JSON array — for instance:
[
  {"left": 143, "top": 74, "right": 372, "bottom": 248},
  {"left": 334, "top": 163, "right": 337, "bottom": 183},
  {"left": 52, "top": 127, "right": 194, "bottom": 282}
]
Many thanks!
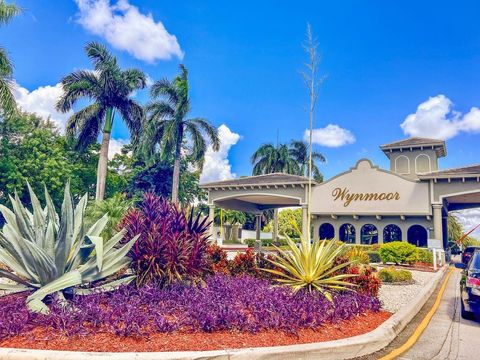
[{"left": 0, "top": 266, "right": 449, "bottom": 360}]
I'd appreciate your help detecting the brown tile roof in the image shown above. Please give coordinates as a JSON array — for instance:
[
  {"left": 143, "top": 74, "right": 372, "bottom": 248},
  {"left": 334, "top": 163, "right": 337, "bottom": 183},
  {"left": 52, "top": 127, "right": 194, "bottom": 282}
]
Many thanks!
[
  {"left": 418, "top": 164, "right": 480, "bottom": 178},
  {"left": 380, "top": 137, "right": 446, "bottom": 157},
  {"left": 200, "top": 173, "right": 315, "bottom": 188}
]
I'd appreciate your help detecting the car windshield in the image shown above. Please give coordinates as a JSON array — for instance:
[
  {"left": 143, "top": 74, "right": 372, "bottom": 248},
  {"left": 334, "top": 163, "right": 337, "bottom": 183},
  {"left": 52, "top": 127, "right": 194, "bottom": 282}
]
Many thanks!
[{"left": 469, "top": 253, "right": 480, "bottom": 271}]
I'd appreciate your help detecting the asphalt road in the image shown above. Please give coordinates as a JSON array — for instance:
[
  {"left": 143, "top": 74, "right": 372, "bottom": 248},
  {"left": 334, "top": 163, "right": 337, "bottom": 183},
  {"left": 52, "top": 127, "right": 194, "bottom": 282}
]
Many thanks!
[
  {"left": 397, "top": 268, "right": 480, "bottom": 360},
  {"left": 358, "top": 266, "right": 480, "bottom": 360}
]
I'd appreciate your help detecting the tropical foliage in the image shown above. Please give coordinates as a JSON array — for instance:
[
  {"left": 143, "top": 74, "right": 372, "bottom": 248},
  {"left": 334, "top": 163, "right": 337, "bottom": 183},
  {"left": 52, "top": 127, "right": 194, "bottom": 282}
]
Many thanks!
[
  {"left": 85, "top": 193, "right": 133, "bottom": 240},
  {"left": 263, "top": 208, "right": 302, "bottom": 238},
  {"left": 0, "top": 0, "right": 20, "bottom": 117},
  {"left": 56, "top": 42, "right": 146, "bottom": 201},
  {"left": 251, "top": 140, "right": 325, "bottom": 181},
  {"left": 0, "top": 112, "right": 125, "bottom": 209},
  {"left": 0, "top": 183, "right": 138, "bottom": 314},
  {"left": 118, "top": 193, "right": 211, "bottom": 286},
  {"left": 141, "top": 65, "right": 219, "bottom": 203},
  {"left": 0, "top": 274, "right": 381, "bottom": 339},
  {"left": 263, "top": 237, "right": 355, "bottom": 299}
]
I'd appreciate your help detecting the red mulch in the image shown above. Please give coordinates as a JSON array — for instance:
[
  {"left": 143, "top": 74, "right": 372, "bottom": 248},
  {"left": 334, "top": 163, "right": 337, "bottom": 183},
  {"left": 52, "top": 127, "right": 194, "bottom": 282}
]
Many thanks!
[{"left": 0, "top": 311, "right": 391, "bottom": 352}]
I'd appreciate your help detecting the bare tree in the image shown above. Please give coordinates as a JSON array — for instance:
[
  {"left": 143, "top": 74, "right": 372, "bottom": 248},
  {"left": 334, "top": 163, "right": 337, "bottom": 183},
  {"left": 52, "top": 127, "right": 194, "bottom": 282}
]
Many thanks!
[{"left": 301, "top": 23, "right": 325, "bottom": 237}]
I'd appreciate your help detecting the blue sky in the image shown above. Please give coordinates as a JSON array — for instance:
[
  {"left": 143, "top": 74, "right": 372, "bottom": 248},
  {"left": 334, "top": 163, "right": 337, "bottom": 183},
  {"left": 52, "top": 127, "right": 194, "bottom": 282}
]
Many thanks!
[{"left": 3, "top": 0, "right": 480, "bottom": 230}]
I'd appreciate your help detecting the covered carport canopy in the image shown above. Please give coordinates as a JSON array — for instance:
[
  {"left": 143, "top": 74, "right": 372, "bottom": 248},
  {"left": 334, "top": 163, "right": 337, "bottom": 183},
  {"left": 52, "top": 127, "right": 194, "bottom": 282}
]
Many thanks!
[{"left": 200, "top": 173, "right": 316, "bottom": 244}]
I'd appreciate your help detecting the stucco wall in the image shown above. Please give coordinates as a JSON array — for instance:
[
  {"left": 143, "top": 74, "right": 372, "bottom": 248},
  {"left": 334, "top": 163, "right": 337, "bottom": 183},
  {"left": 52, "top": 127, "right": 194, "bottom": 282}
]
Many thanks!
[{"left": 388, "top": 148, "right": 439, "bottom": 177}]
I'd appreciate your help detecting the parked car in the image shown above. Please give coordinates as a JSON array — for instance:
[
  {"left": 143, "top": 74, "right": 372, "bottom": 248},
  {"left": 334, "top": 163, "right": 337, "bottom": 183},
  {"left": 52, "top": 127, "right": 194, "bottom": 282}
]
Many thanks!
[
  {"left": 457, "top": 250, "right": 480, "bottom": 319},
  {"left": 461, "top": 246, "right": 480, "bottom": 265}
]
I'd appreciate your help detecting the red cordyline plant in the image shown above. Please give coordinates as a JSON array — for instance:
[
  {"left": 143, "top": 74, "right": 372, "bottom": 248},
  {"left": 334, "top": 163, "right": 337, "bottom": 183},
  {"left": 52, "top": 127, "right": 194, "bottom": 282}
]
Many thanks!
[{"left": 118, "top": 193, "right": 211, "bottom": 287}]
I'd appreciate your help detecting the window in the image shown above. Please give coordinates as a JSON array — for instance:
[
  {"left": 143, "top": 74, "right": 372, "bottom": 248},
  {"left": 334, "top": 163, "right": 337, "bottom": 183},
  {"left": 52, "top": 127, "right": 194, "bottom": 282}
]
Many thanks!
[
  {"left": 383, "top": 224, "right": 402, "bottom": 243},
  {"left": 395, "top": 155, "right": 410, "bottom": 174},
  {"left": 415, "top": 154, "right": 431, "bottom": 174},
  {"left": 361, "top": 224, "right": 378, "bottom": 245},
  {"left": 319, "top": 223, "right": 335, "bottom": 240},
  {"left": 407, "top": 225, "right": 428, "bottom": 247},
  {"left": 339, "top": 223, "right": 356, "bottom": 244}
]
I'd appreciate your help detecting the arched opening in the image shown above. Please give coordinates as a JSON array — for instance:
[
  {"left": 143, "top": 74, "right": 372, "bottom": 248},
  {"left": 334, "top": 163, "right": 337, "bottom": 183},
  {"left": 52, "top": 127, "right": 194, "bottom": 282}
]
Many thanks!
[
  {"left": 383, "top": 224, "right": 402, "bottom": 243},
  {"left": 361, "top": 224, "right": 378, "bottom": 245},
  {"left": 319, "top": 223, "right": 335, "bottom": 240},
  {"left": 339, "top": 223, "right": 356, "bottom": 244},
  {"left": 415, "top": 154, "right": 431, "bottom": 173},
  {"left": 395, "top": 155, "right": 410, "bottom": 174},
  {"left": 407, "top": 225, "right": 428, "bottom": 247}
]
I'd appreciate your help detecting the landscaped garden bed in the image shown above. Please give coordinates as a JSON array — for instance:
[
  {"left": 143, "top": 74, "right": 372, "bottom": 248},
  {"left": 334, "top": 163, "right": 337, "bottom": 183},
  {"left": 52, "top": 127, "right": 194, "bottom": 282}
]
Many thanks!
[
  {"left": 0, "top": 187, "right": 390, "bottom": 353},
  {"left": 0, "top": 275, "right": 389, "bottom": 352}
]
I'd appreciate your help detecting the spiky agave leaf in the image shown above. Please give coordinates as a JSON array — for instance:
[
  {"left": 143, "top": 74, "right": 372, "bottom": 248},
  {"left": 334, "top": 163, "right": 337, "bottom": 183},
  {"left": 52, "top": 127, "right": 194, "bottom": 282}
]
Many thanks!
[
  {"left": 262, "top": 236, "right": 356, "bottom": 300},
  {"left": 0, "top": 183, "right": 138, "bottom": 313}
]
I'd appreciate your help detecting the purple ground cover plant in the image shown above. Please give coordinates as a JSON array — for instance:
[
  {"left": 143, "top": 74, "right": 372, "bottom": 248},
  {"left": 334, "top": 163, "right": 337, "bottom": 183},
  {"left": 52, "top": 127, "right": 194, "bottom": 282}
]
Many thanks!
[{"left": 0, "top": 275, "right": 381, "bottom": 341}]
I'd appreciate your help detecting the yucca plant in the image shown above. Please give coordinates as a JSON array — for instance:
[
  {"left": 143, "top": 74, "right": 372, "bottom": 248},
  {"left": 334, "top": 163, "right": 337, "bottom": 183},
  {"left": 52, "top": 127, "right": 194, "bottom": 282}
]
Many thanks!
[
  {"left": 262, "top": 236, "right": 356, "bottom": 301},
  {"left": 0, "top": 183, "right": 139, "bottom": 314}
]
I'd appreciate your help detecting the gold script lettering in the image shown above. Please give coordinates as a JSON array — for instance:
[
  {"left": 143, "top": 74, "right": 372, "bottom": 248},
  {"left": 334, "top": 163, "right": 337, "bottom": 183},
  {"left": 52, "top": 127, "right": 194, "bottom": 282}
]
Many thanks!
[{"left": 331, "top": 187, "right": 401, "bottom": 207}]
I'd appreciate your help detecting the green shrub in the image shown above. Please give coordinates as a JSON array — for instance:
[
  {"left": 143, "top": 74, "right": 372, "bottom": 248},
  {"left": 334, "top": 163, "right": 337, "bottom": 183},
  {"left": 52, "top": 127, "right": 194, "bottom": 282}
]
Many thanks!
[
  {"left": 245, "top": 238, "right": 273, "bottom": 247},
  {"left": 367, "top": 251, "right": 381, "bottom": 263},
  {"left": 379, "top": 241, "right": 417, "bottom": 264},
  {"left": 378, "top": 267, "right": 413, "bottom": 283},
  {"left": 414, "top": 248, "right": 433, "bottom": 264}
]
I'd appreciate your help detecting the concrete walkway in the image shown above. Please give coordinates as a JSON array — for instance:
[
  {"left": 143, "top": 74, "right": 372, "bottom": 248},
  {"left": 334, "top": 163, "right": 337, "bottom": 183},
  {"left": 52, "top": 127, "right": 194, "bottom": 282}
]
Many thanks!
[{"left": 398, "top": 269, "right": 480, "bottom": 360}]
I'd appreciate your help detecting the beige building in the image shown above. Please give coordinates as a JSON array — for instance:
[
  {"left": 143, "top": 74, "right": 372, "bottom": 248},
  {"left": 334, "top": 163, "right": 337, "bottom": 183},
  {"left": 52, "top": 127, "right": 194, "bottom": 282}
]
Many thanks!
[{"left": 200, "top": 137, "right": 480, "bottom": 249}]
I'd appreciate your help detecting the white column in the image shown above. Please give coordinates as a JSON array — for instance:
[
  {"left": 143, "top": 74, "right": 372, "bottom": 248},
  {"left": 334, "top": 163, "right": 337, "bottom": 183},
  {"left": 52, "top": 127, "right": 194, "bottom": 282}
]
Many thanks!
[
  {"left": 208, "top": 204, "right": 216, "bottom": 243},
  {"left": 255, "top": 212, "right": 262, "bottom": 251},
  {"left": 433, "top": 204, "right": 443, "bottom": 241},
  {"left": 273, "top": 208, "right": 279, "bottom": 242},
  {"left": 301, "top": 204, "right": 309, "bottom": 240}
]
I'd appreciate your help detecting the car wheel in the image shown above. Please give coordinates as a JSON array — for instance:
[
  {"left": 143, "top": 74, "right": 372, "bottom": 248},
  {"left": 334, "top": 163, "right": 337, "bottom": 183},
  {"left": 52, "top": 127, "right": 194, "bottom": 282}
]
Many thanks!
[{"left": 461, "top": 300, "right": 474, "bottom": 320}]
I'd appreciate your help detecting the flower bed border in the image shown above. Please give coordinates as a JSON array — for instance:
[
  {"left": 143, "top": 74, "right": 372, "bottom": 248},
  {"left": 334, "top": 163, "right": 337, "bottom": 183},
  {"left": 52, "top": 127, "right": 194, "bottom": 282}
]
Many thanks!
[{"left": 0, "top": 266, "right": 448, "bottom": 360}]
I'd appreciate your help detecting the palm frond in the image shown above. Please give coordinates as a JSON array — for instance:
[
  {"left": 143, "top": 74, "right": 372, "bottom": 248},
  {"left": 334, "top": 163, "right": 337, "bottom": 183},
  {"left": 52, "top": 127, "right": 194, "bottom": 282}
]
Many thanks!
[
  {"left": 122, "top": 68, "right": 146, "bottom": 91},
  {"left": 0, "top": 1, "right": 21, "bottom": 26},
  {"left": 65, "top": 104, "right": 104, "bottom": 151},
  {"left": 85, "top": 42, "right": 118, "bottom": 73},
  {"left": 185, "top": 122, "right": 206, "bottom": 166},
  {"left": 189, "top": 117, "right": 219, "bottom": 152},
  {"left": 117, "top": 99, "right": 144, "bottom": 146},
  {"left": 56, "top": 70, "right": 100, "bottom": 112}
]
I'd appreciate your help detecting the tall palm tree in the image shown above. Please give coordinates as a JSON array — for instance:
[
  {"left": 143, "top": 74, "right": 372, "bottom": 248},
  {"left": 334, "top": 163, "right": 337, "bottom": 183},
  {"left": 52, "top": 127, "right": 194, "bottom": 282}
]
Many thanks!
[
  {"left": 289, "top": 140, "right": 325, "bottom": 181},
  {"left": 0, "top": 0, "right": 20, "bottom": 116},
  {"left": 141, "top": 64, "right": 219, "bottom": 203},
  {"left": 251, "top": 143, "right": 300, "bottom": 175},
  {"left": 56, "top": 42, "right": 146, "bottom": 201}
]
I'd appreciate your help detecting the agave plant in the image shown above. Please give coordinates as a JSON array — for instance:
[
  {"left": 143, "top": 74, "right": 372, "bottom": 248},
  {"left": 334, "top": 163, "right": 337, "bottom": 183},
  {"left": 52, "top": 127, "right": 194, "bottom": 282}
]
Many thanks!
[
  {"left": 262, "top": 237, "right": 356, "bottom": 300},
  {"left": 0, "top": 183, "right": 139, "bottom": 314}
]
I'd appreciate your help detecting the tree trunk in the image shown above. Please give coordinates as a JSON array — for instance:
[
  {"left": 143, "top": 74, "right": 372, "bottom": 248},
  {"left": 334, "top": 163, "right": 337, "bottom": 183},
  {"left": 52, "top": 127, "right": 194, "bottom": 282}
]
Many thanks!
[
  {"left": 171, "top": 126, "right": 184, "bottom": 203},
  {"left": 95, "top": 131, "right": 110, "bottom": 201},
  {"left": 95, "top": 107, "right": 114, "bottom": 201}
]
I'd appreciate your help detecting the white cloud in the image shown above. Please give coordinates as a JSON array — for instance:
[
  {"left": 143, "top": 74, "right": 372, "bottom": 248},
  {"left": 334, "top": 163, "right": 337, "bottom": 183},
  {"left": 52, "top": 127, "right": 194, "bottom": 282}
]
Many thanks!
[
  {"left": 400, "top": 95, "right": 480, "bottom": 139},
  {"left": 108, "top": 138, "right": 128, "bottom": 159},
  {"left": 200, "top": 124, "right": 240, "bottom": 183},
  {"left": 304, "top": 124, "right": 356, "bottom": 148},
  {"left": 454, "top": 209, "right": 480, "bottom": 239},
  {"left": 74, "top": 0, "right": 183, "bottom": 63},
  {"left": 13, "top": 82, "right": 72, "bottom": 131}
]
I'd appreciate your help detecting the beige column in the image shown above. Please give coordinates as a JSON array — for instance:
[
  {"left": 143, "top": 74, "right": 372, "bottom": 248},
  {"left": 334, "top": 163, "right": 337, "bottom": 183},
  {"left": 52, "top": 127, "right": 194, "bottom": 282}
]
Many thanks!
[
  {"left": 273, "top": 208, "right": 279, "bottom": 242},
  {"left": 432, "top": 204, "right": 443, "bottom": 241},
  {"left": 255, "top": 212, "right": 262, "bottom": 251},
  {"left": 208, "top": 204, "right": 216, "bottom": 242},
  {"left": 301, "top": 204, "right": 308, "bottom": 239}
]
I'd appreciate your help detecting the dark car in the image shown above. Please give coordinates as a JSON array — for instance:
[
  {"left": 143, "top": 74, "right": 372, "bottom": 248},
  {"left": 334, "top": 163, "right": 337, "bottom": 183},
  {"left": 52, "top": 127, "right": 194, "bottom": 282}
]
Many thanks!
[
  {"left": 461, "top": 246, "right": 480, "bottom": 265},
  {"left": 458, "top": 250, "right": 480, "bottom": 319}
]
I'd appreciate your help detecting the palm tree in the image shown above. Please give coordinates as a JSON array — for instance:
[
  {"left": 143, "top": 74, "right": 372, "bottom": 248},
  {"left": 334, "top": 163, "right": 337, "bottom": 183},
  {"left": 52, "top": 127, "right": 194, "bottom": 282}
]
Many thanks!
[
  {"left": 141, "top": 64, "right": 219, "bottom": 203},
  {"left": 0, "top": 1, "right": 20, "bottom": 116},
  {"left": 56, "top": 42, "right": 146, "bottom": 201},
  {"left": 251, "top": 143, "right": 300, "bottom": 175},
  {"left": 289, "top": 140, "right": 325, "bottom": 181}
]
